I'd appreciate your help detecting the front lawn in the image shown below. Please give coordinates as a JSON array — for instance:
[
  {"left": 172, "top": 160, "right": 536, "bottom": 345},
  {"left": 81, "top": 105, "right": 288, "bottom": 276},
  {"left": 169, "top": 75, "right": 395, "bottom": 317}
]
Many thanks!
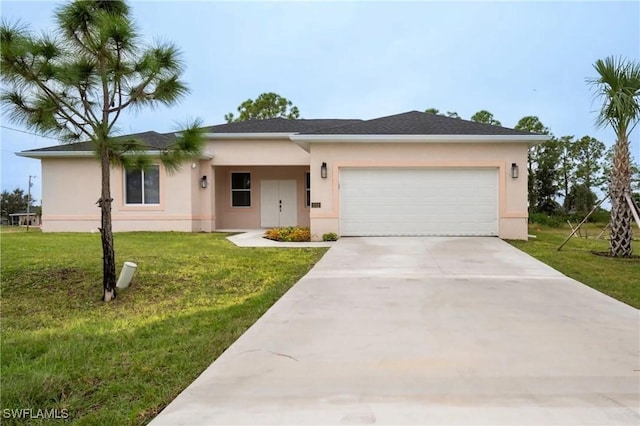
[
  {"left": 510, "top": 224, "right": 640, "bottom": 309},
  {"left": 0, "top": 231, "right": 327, "bottom": 425}
]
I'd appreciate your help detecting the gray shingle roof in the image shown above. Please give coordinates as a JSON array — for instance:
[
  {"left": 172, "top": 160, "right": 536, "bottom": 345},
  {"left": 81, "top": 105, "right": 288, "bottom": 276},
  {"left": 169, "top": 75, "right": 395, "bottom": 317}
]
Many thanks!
[
  {"left": 22, "top": 120, "right": 362, "bottom": 153},
  {"left": 21, "top": 131, "right": 176, "bottom": 153},
  {"left": 300, "top": 111, "right": 537, "bottom": 136},
  {"left": 19, "top": 111, "right": 540, "bottom": 154},
  {"left": 203, "top": 118, "right": 362, "bottom": 133}
]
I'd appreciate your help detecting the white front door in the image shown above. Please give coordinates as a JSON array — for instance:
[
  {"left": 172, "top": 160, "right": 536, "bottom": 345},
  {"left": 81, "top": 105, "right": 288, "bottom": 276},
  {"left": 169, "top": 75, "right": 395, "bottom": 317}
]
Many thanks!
[{"left": 260, "top": 180, "right": 297, "bottom": 227}]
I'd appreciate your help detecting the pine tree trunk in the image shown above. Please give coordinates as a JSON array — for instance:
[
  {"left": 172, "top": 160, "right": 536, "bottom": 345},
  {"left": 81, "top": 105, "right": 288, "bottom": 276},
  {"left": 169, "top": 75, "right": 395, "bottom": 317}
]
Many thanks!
[
  {"left": 99, "top": 150, "right": 117, "bottom": 301},
  {"left": 609, "top": 135, "right": 633, "bottom": 257}
]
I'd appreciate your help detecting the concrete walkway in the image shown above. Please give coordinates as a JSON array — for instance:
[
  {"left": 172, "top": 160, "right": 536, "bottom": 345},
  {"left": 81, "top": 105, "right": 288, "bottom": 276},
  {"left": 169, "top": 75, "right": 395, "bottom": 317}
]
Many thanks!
[
  {"left": 223, "top": 229, "right": 334, "bottom": 248},
  {"left": 151, "top": 237, "right": 639, "bottom": 425}
]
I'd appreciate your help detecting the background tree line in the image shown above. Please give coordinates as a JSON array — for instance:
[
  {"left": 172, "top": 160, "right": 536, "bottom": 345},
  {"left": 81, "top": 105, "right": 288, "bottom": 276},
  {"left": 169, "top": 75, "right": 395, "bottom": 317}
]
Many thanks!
[
  {"left": 425, "top": 108, "right": 640, "bottom": 218},
  {"left": 0, "top": 188, "right": 40, "bottom": 223}
]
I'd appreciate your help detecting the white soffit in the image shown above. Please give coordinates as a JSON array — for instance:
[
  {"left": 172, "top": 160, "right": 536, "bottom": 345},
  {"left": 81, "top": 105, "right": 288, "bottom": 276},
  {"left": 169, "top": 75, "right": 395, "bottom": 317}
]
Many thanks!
[
  {"left": 290, "top": 134, "right": 551, "bottom": 151},
  {"left": 16, "top": 151, "right": 98, "bottom": 158},
  {"left": 203, "top": 132, "right": 294, "bottom": 139},
  {"left": 16, "top": 150, "right": 214, "bottom": 160}
]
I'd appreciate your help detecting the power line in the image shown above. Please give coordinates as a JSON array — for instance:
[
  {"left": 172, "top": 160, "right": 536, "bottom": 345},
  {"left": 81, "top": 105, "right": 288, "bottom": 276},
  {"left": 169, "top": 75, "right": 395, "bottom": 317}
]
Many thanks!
[{"left": 0, "top": 125, "right": 63, "bottom": 141}]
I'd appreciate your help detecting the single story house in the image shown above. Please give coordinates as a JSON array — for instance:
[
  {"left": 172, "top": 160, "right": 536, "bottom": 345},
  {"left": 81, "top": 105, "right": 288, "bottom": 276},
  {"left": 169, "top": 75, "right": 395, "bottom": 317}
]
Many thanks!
[
  {"left": 17, "top": 111, "right": 549, "bottom": 240},
  {"left": 8, "top": 212, "right": 40, "bottom": 227}
]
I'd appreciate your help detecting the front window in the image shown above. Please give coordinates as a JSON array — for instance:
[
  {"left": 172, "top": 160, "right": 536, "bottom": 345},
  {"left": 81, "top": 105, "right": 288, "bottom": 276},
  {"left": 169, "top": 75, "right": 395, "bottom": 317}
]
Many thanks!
[
  {"left": 125, "top": 165, "right": 160, "bottom": 204},
  {"left": 231, "top": 172, "right": 251, "bottom": 207}
]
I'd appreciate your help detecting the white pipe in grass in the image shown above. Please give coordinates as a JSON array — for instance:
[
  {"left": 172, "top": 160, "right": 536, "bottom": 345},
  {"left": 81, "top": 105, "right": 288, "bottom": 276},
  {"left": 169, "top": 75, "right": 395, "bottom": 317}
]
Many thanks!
[{"left": 116, "top": 262, "right": 137, "bottom": 289}]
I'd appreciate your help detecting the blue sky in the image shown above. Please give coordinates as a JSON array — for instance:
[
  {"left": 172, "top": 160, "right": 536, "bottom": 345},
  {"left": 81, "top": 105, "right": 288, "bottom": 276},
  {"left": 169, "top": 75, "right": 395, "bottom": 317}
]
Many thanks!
[{"left": 1, "top": 0, "right": 639, "bottom": 203}]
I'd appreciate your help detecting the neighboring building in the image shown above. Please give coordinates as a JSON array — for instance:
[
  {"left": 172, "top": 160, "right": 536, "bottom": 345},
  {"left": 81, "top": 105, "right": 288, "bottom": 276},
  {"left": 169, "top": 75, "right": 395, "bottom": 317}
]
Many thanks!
[
  {"left": 8, "top": 212, "right": 40, "bottom": 227},
  {"left": 17, "top": 111, "right": 549, "bottom": 240}
]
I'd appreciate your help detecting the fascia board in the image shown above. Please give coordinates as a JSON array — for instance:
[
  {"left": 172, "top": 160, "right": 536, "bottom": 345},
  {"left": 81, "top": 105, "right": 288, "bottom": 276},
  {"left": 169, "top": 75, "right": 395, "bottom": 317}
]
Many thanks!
[
  {"left": 16, "top": 151, "right": 98, "bottom": 158},
  {"left": 16, "top": 150, "right": 214, "bottom": 160},
  {"left": 290, "top": 134, "right": 551, "bottom": 151},
  {"left": 203, "top": 132, "right": 294, "bottom": 139}
]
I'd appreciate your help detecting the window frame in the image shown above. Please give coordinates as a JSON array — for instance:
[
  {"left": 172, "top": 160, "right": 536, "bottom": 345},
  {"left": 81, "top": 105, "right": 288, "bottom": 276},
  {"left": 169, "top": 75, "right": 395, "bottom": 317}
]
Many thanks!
[
  {"left": 230, "top": 171, "right": 252, "bottom": 208},
  {"left": 124, "top": 165, "right": 160, "bottom": 206}
]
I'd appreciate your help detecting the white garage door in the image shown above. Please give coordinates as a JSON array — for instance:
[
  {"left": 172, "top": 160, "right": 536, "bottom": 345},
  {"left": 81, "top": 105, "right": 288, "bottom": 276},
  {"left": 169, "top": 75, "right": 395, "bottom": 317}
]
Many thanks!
[{"left": 340, "top": 168, "right": 498, "bottom": 236}]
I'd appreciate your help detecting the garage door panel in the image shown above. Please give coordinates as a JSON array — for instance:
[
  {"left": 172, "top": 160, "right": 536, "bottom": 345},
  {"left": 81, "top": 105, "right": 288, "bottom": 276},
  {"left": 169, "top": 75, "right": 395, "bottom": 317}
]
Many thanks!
[{"left": 340, "top": 168, "right": 498, "bottom": 236}]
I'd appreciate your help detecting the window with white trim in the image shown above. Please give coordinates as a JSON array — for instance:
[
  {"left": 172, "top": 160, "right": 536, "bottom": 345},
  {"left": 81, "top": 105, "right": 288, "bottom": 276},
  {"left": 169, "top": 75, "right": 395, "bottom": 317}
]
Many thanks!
[
  {"left": 125, "top": 165, "right": 160, "bottom": 204},
  {"left": 305, "top": 172, "right": 311, "bottom": 207},
  {"left": 231, "top": 172, "right": 251, "bottom": 207}
]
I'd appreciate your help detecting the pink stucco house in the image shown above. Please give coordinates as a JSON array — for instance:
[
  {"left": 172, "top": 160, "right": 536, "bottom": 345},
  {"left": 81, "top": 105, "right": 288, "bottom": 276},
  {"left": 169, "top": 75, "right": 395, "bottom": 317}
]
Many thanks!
[{"left": 18, "top": 111, "right": 548, "bottom": 240}]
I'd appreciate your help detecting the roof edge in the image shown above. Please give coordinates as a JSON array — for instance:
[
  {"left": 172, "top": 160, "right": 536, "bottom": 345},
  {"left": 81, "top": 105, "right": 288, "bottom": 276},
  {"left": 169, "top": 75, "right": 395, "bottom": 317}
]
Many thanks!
[
  {"left": 290, "top": 134, "right": 551, "bottom": 151},
  {"left": 16, "top": 151, "right": 98, "bottom": 158},
  {"left": 203, "top": 132, "right": 295, "bottom": 139},
  {"left": 16, "top": 150, "right": 214, "bottom": 160}
]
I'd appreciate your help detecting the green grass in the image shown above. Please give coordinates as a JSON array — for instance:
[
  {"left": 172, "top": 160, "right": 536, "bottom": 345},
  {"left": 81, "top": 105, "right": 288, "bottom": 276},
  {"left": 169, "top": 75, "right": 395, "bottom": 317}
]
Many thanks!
[
  {"left": 0, "top": 231, "right": 327, "bottom": 425},
  {"left": 510, "top": 223, "right": 640, "bottom": 309},
  {"left": 1, "top": 225, "right": 40, "bottom": 234},
  {"left": 3, "top": 225, "right": 638, "bottom": 424}
]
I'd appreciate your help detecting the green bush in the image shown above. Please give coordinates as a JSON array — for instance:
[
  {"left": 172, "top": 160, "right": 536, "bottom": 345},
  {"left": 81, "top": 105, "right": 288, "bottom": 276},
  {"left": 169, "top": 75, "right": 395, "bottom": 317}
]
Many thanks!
[
  {"left": 264, "top": 228, "right": 282, "bottom": 240},
  {"left": 322, "top": 232, "right": 338, "bottom": 241},
  {"left": 287, "top": 227, "right": 311, "bottom": 242},
  {"left": 529, "top": 208, "right": 611, "bottom": 228},
  {"left": 529, "top": 213, "right": 565, "bottom": 228},
  {"left": 264, "top": 227, "right": 311, "bottom": 242},
  {"left": 589, "top": 208, "right": 610, "bottom": 224}
]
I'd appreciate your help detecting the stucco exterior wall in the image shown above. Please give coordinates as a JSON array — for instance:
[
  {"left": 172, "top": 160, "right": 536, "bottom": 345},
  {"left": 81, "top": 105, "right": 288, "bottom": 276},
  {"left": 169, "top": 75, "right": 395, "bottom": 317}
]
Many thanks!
[
  {"left": 40, "top": 157, "right": 199, "bottom": 232},
  {"left": 208, "top": 139, "right": 309, "bottom": 166},
  {"left": 198, "top": 160, "right": 216, "bottom": 232},
  {"left": 308, "top": 142, "right": 529, "bottom": 240},
  {"left": 110, "top": 161, "right": 196, "bottom": 232},
  {"left": 37, "top": 138, "right": 312, "bottom": 233},
  {"left": 36, "top": 137, "right": 531, "bottom": 238},
  {"left": 41, "top": 158, "right": 102, "bottom": 232}
]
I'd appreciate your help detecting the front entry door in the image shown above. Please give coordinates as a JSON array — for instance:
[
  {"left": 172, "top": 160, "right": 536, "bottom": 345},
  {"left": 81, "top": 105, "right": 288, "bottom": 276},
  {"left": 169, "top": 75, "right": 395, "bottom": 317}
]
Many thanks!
[{"left": 260, "top": 180, "right": 297, "bottom": 227}]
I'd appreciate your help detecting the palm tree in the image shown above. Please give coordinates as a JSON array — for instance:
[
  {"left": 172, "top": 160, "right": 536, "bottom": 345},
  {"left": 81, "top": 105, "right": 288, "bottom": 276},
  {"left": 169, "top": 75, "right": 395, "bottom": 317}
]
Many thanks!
[
  {"left": 1, "top": 0, "right": 205, "bottom": 300},
  {"left": 588, "top": 56, "right": 640, "bottom": 257}
]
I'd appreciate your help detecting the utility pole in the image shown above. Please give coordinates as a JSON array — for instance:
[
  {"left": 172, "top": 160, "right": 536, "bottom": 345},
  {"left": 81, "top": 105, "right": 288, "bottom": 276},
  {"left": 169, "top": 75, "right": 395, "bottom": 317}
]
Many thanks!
[{"left": 26, "top": 175, "right": 33, "bottom": 231}]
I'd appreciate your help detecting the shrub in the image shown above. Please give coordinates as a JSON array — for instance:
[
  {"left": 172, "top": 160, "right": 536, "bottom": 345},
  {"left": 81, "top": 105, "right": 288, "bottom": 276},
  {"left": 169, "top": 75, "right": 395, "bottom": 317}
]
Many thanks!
[
  {"left": 264, "top": 227, "right": 311, "bottom": 242},
  {"left": 287, "top": 227, "right": 311, "bottom": 242},
  {"left": 529, "top": 213, "right": 564, "bottom": 228},
  {"left": 529, "top": 207, "right": 612, "bottom": 228},
  {"left": 322, "top": 232, "right": 338, "bottom": 241},
  {"left": 589, "top": 208, "right": 610, "bottom": 224},
  {"left": 264, "top": 228, "right": 282, "bottom": 240}
]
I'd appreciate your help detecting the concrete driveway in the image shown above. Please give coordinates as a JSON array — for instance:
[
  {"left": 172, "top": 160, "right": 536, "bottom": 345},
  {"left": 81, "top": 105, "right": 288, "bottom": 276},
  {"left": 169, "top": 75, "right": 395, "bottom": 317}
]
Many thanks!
[{"left": 151, "top": 237, "right": 639, "bottom": 425}]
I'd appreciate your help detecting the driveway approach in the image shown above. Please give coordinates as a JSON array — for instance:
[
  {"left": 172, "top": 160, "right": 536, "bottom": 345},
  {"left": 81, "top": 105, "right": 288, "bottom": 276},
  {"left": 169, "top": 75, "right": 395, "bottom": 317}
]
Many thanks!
[{"left": 151, "top": 237, "right": 639, "bottom": 425}]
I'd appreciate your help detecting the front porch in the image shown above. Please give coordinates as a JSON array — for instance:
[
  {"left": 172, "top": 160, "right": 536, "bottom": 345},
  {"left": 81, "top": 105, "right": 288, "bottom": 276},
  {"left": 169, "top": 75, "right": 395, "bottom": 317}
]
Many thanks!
[{"left": 208, "top": 166, "right": 311, "bottom": 231}]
